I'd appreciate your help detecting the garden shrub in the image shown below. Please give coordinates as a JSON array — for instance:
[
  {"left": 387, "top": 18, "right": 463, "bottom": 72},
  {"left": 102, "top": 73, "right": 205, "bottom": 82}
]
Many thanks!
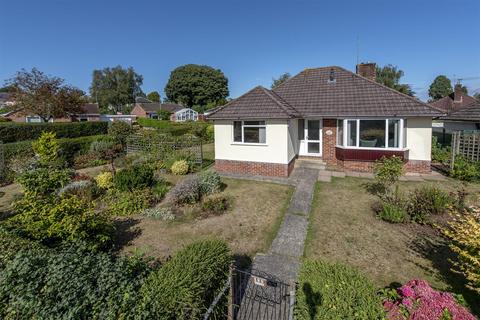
[
  {"left": 206, "top": 124, "right": 214, "bottom": 141},
  {"left": 16, "top": 167, "right": 72, "bottom": 196},
  {"left": 32, "top": 131, "right": 60, "bottom": 167},
  {"left": 442, "top": 208, "right": 480, "bottom": 294},
  {"left": 0, "top": 243, "right": 152, "bottom": 319},
  {"left": 167, "top": 175, "right": 201, "bottom": 204},
  {"left": 0, "top": 225, "right": 42, "bottom": 269},
  {"left": 57, "top": 135, "right": 108, "bottom": 165},
  {"left": 0, "top": 121, "right": 108, "bottom": 143},
  {"left": 114, "top": 164, "right": 155, "bottom": 192},
  {"left": 450, "top": 155, "right": 480, "bottom": 182},
  {"left": 57, "top": 180, "right": 98, "bottom": 201},
  {"left": 407, "top": 186, "right": 453, "bottom": 223},
  {"left": 73, "top": 151, "right": 106, "bottom": 169},
  {"left": 142, "top": 207, "right": 175, "bottom": 221},
  {"left": 9, "top": 195, "right": 113, "bottom": 249},
  {"left": 7, "top": 153, "right": 38, "bottom": 175},
  {"left": 151, "top": 180, "right": 170, "bottom": 201},
  {"left": 383, "top": 279, "right": 475, "bottom": 319},
  {"left": 138, "top": 240, "right": 232, "bottom": 319},
  {"left": 108, "top": 121, "right": 133, "bottom": 148},
  {"left": 171, "top": 159, "right": 189, "bottom": 175},
  {"left": 295, "top": 259, "right": 385, "bottom": 319},
  {"left": 95, "top": 171, "right": 114, "bottom": 189},
  {"left": 377, "top": 200, "right": 408, "bottom": 223},
  {"left": 201, "top": 194, "right": 230, "bottom": 215},
  {"left": 107, "top": 189, "right": 152, "bottom": 216},
  {"left": 431, "top": 136, "right": 451, "bottom": 164},
  {"left": 199, "top": 170, "right": 222, "bottom": 195},
  {"left": 373, "top": 156, "right": 404, "bottom": 191},
  {"left": 89, "top": 139, "right": 116, "bottom": 159}
]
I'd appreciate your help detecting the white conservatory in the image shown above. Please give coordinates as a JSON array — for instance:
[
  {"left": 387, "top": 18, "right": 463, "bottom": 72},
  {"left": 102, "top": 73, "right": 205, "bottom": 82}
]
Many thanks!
[{"left": 174, "top": 108, "right": 199, "bottom": 122}]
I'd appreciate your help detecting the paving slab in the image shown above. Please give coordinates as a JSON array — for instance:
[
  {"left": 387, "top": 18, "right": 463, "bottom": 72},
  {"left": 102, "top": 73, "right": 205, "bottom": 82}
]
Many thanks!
[
  {"left": 318, "top": 175, "right": 332, "bottom": 182},
  {"left": 251, "top": 253, "right": 301, "bottom": 285},
  {"left": 269, "top": 214, "right": 308, "bottom": 258},
  {"left": 331, "top": 171, "right": 346, "bottom": 178}
]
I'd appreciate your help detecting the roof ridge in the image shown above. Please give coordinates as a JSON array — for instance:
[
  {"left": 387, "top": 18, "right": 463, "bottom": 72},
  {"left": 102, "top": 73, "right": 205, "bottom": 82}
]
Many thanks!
[
  {"left": 259, "top": 87, "right": 299, "bottom": 117},
  {"left": 271, "top": 66, "right": 341, "bottom": 92},
  {"left": 334, "top": 66, "right": 445, "bottom": 114}
]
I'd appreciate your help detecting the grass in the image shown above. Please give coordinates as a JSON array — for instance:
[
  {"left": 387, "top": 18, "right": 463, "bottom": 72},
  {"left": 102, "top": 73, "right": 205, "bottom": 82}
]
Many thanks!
[
  {"left": 305, "top": 176, "right": 480, "bottom": 314},
  {"left": 119, "top": 178, "right": 293, "bottom": 260}
]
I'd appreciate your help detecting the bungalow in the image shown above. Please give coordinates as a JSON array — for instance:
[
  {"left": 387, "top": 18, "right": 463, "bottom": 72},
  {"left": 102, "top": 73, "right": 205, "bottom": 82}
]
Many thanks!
[
  {"left": 2, "top": 103, "right": 101, "bottom": 123},
  {"left": 130, "top": 97, "right": 184, "bottom": 119},
  {"left": 207, "top": 64, "right": 444, "bottom": 177}
]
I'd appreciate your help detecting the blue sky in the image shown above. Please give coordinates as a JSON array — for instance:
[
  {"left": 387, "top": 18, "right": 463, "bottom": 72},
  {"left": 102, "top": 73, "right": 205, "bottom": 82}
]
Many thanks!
[{"left": 1, "top": 0, "right": 479, "bottom": 101}]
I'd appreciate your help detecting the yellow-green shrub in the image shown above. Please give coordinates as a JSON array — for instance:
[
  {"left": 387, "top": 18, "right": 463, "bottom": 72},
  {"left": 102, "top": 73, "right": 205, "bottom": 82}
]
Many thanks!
[
  {"left": 32, "top": 131, "right": 60, "bottom": 167},
  {"left": 95, "top": 171, "right": 114, "bottom": 189},
  {"left": 171, "top": 160, "right": 189, "bottom": 175},
  {"left": 443, "top": 209, "right": 480, "bottom": 294}
]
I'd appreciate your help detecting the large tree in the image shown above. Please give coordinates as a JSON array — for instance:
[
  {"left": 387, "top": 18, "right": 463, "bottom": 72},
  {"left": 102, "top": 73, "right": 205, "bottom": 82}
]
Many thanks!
[
  {"left": 375, "top": 65, "right": 414, "bottom": 96},
  {"left": 165, "top": 64, "right": 229, "bottom": 108},
  {"left": 5, "top": 68, "right": 85, "bottom": 122},
  {"left": 89, "top": 66, "right": 144, "bottom": 112},
  {"left": 271, "top": 72, "right": 291, "bottom": 89},
  {"left": 428, "top": 75, "right": 453, "bottom": 101},
  {"left": 147, "top": 91, "right": 160, "bottom": 102}
]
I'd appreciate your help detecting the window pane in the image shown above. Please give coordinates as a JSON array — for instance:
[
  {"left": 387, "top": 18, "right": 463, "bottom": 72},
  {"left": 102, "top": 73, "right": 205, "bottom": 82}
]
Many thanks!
[
  {"left": 259, "top": 127, "right": 266, "bottom": 143},
  {"left": 359, "top": 120, "right": 385, "bottom": 148},
  {"left": 347, "top": 120, "right": 357, "bottom": 146},
  {"left": 244, "top": 127, "right": 260, "bottom": 143},
  {"left": 233, "top": 121, "right": 242, "bottom": 142},
  {"left": 244, "top": 121, "right": 265, "bottom": 126},
  {"left": 308, "top": 120, "right": 320, "bottom": 140},
  {"left": 298, "top": 119, "right": 305, "bottom": 140},
  {"left": 337, "top": 119, "right": 343, "bottom": 146},
  {"left": 388, "top": 119, "right": 400, "bottom": 148},
  {"left": 308, "top": 142, "right": 320, "bottom": 153}
]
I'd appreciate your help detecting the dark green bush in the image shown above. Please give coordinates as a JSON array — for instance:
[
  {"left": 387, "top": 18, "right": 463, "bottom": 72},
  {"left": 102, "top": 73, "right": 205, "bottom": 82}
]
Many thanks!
[
  {"left": 0, "top": 226, "right": 42, "bottom": 269},
  {"left": 138, "top": 240, "right": 232, "bottom": 319},
  {"left": 113, "top": 164, "right": 155, "bottom": 192},
  {"left": 151, "top": 180, "right": 170, "bottom": 201},
  {"left": 0, "top": 243, "right": 152, "bottom": 319},
  {"left": 0, "top": 121, "right": 108, "bottom": 143},
  {"left": 295, "top": 259, "right": 385, "bottom": 319},
  {"left": 407, "top": 186, "right": 453, "bottom": 223},
  {"left": 431, "top": 136, "right": 451, "bottom": 164},
  {"left": 137, "top": 118, "right": 211, "bottom": 140},
  {"left": 108, "top": 121, "right": 133, "bottom": 148},
  {"left": 450, "top": 155, "right": 480, "bottom": 181}
]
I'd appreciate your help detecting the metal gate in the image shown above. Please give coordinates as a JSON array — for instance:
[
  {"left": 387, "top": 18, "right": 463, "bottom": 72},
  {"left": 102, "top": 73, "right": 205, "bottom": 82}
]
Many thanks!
[{"left": 229, "top": 268, "right": 294, "bottom": 320}]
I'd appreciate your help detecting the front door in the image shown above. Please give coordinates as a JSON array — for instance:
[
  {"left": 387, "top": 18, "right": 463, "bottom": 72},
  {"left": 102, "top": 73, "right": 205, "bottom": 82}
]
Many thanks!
[{"left": 299, "top": 119, "right": 322, "bottom": 156}]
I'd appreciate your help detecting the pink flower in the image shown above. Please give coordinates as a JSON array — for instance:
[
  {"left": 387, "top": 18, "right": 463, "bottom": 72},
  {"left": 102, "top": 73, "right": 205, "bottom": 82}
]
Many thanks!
[{"left": 399, "top": 286, "right": 415, "bottom": 298}]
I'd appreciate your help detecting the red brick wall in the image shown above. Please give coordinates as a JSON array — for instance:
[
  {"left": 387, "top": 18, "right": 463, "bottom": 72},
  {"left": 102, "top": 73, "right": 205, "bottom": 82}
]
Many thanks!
[
  {"left": 215, "top": 159, "right": 295, "bottom": 177},
  {"left": 338, "top": 159, "right": 431, "bottom": 173},
  {"left": 131, "top": 105, "right": 147, "bottom": 118},
  {"left": 322, "top": 119, "right": 337, "bottom": 166}
]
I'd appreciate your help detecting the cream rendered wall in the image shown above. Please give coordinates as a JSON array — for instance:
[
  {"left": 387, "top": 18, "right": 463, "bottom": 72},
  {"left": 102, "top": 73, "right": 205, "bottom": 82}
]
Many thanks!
[
  {"left": 287, "top": 119, "right": 299, "bottom": 162},
  {"left": 406, "top": 117, "right": 432, "bottom": 161},
  {"left": 214, "top": 119, "right": 290, "bottom": 164}
]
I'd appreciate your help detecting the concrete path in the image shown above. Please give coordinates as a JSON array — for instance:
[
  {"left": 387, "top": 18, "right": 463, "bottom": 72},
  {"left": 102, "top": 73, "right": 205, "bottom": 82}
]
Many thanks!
[{"left": 251, "top": 167, "right": 319, "bottom": 285}]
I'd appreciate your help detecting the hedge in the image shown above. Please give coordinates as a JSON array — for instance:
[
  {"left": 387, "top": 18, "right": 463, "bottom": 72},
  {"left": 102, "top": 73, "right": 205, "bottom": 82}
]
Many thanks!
[
  {"left": 295, "top": 259, "right": 385, "bottom": 319},
  {"left": 0, "top": 121, "right": 108, "bottom": 143},
  {"left": 137, "top": 118, "right": 211, "bottom": 140}
]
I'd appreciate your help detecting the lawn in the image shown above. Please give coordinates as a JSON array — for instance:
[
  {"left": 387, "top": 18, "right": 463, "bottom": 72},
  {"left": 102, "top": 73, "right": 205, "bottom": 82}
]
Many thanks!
[
  {"left": 305, "top": 177, "right": 480, "bottom": 312},
  {"left": 118, "top": 177, "right": 293, "bottom": 261}
]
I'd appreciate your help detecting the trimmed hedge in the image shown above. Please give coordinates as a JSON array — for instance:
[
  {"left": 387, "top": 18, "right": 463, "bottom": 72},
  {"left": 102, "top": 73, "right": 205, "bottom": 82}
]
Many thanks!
[
  {"left": 138, "top": 240, "right": 232, "bottom": 318},
  {"left": 0, "top": 121, "right": 108, "bottom": 143},
  {"left": 137, "top": 118, "right": 211, "bottom": 140},
  {"left": 295, "top": 259, "right": 385, "bottom": 319}
]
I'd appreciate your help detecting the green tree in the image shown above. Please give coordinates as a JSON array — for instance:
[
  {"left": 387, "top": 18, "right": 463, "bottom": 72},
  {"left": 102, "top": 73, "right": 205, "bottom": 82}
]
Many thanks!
[
  {"left": 271, "top": 72, "right": 291, "bottom": 89},
  {"left": 428, "top": 75, "right": 453, "bottom": 101},
  {"left": 89, "top": 66, "right": 144, "bottom": 113},
  {"left": 147, "top": 91, "right": 160, "bottom": 102},
  {"left": 165, "top": 64, "right": 229, "bottom": 108},
  {"left": 4, "top": 68, "right": 85, "bottom": 122},
  {"left": 375, "top": 65, "right": 414, "bottom": 96}
]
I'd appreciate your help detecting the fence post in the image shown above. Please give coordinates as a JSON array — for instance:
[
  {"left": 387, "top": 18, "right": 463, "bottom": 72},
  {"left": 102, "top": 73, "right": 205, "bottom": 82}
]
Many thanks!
[{"left": 228, "top": 264, "right": 234, "bottom": 320}]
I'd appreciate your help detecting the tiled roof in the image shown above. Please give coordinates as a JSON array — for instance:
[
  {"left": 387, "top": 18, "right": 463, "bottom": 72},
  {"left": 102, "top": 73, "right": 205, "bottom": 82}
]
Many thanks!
[
  {"left": 160, "top": 103, "right": 184, "bottom": 113},
  {"left": 136, "top": 102, "right": 184, "bottom": 113},
  {"left": 207, "top": 86, "right": 300, "bottom": 120},
  {"left": 79, "top": 103, "right": 99, "bottom": 114},
  {"left": 430, "top": 93, "right": 478, "bottom": 112},
  {"left": 441, "top": 102, "right": 480, "bottom": 121},
  {"left": 208, "top": 66, "right": 444, "bottom": 120}
]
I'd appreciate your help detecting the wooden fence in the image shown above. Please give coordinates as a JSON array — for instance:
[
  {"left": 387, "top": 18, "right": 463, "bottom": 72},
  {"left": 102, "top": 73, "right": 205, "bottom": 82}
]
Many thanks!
[
  {"left": 451, "top": 131, "right": 480, "bottom": 168},
  {"left": 126, "top": 132, "right": 203, "bottom": 167}
]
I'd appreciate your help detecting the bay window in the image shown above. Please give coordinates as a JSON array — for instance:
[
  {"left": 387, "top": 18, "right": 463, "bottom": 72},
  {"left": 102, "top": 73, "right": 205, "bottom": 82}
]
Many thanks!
[
  {"left": 338, "top": 119, "right": 404, "bottom": 149},
  {"left": 233, "top": 121, "right": 266, "bottom": 144}
]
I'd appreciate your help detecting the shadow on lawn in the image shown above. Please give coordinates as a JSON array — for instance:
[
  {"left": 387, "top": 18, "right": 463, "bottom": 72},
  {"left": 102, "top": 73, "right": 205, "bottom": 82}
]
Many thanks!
[
  {"left": 112, "top": 218, "right": 142, "bottom": 252},
  {"left": 409, "top": 233, "right": 480, "bottom": 316},
  {"left": 302, "top": 282, "right": 322, "bottom": 320}
]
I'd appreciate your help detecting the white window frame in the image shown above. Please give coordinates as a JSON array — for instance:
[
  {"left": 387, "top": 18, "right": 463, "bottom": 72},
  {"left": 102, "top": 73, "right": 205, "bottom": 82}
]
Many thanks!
[
  {"left": 232, "top": 120, "right": 267, "bottom": 145},
  {"left": 337, "top": 118, "right": 405, "bottom": 150}
]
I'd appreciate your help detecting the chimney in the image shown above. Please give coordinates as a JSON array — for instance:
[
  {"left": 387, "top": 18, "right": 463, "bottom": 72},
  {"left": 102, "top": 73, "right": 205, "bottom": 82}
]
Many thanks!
[
  {"left": 356, "top": 62, "right": 376, "bottom": 81},
  {"left": 454, "top": 84, "right": 463, "bottom": 104}
]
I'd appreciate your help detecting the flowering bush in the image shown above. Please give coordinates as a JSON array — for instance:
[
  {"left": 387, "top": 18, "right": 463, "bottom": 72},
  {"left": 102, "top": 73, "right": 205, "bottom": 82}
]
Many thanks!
[
  {"left": 171, "top": 160, "right": 189, "bottom": 175},
  {"left": 166, "top": 175, "right": 201, "bottom": 204},
  {"left": 383, "top": 279, "right": 475, "bottom": 320},
  {"left": 142, "top": 207, "right": 175, "bottom": 221},
  {"left": 95, "top": 171, "right": 114, "bottom": 190}
]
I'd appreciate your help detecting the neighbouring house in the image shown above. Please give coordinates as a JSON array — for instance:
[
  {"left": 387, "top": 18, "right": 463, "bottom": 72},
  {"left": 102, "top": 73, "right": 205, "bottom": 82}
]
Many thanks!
[
  {"left": 130, "top": 97, "right": 184, "bottom": 119},
  {"left": 430, "top": 85, "right": 480, "bottom": 145},
  {"left": 2, "top": 103, "right": 101, "bottom": 123},
  {"left": 207, "top": 64, "right": 444, "bottom": 177}
]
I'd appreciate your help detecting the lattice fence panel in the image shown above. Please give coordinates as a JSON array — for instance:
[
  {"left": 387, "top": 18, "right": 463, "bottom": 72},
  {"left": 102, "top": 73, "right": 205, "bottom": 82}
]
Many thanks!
[
  {"left": 126, "top": 132, "right": 203, "bottom": 166},
  {"left": 451, "top": 131, "right": 480, "bottom": 168}
]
